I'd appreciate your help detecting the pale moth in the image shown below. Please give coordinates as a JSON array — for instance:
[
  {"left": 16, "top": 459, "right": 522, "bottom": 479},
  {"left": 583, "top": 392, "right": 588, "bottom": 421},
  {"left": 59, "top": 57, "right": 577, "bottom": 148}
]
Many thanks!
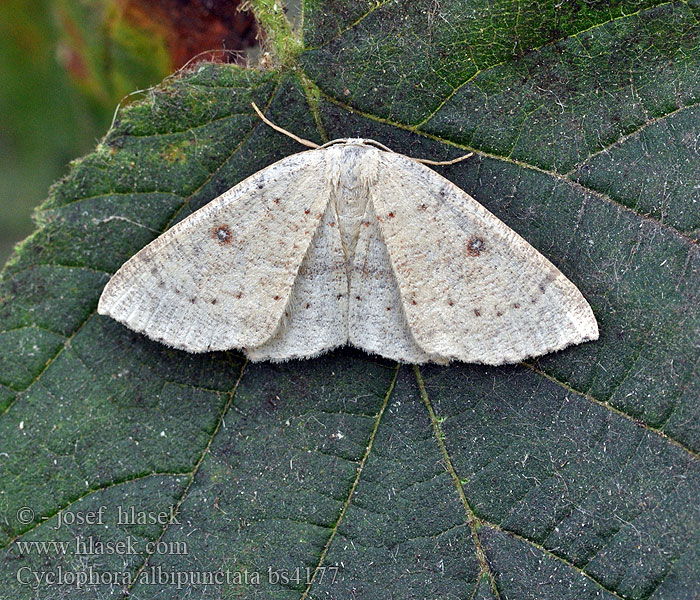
[{"left": 98, "top": 103, "right": 598, "bottom": 364}]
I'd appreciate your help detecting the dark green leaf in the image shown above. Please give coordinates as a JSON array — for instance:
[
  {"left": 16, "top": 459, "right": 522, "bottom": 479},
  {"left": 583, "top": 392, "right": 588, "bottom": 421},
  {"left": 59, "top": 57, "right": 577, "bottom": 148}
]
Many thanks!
[{"left": 1, "top": 2, "right": 699, "bottom": 599}]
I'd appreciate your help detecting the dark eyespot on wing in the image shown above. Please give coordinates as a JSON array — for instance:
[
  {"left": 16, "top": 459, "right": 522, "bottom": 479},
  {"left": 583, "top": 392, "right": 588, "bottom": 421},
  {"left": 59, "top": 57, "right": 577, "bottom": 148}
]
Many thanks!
[
  {"left": 467, "top": 236, "right": 486, "bottom": 256},
  {"left": 212, "top": 224, "right": 233, "bottom": 245}
]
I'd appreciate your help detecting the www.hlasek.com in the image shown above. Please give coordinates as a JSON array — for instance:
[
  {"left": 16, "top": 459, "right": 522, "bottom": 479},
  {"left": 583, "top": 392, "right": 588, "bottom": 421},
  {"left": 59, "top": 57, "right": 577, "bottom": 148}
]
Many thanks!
[{"left": 17, "top": 565, "right": 340, "bottom": 590}]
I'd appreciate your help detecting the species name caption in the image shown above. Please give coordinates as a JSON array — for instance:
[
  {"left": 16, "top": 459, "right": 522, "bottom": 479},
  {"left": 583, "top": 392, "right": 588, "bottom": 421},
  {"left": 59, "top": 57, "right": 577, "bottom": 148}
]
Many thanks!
[{"left": 12, "top": 505, "right": 340, "bottom": 590}]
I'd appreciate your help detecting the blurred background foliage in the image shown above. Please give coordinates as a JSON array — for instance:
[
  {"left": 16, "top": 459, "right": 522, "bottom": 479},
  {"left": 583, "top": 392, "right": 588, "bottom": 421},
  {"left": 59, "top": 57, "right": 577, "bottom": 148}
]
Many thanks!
[{"left": 0, "top": 0, "right": 259, "bottom": 265}]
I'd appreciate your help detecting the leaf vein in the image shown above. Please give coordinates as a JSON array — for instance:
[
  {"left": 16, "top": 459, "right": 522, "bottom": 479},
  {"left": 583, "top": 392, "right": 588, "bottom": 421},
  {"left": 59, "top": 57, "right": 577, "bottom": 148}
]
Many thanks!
[
  {"left": 414, "top": 365, "right": 502, "bottom": 599},
  {"left": 523, "top": 363, "right": 700, "bottom": 461},
  {"left": 316, "top": 90, "right": 700, "bottom": 245},
  {"left": 299, "top": 363, "right": 399, "bottom": 600},
  {"left": 122, "top": 358, "right": 248, "bottom": 597}
]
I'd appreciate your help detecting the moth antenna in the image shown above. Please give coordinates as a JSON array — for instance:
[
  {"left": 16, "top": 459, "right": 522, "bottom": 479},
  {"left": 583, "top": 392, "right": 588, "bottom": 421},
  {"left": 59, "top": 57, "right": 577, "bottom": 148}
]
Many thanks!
[
  {"left": 413, "top": 152, "right": 474, "bottom": 166},
  {"left": 251, "top": 103, "right": 320, "bottom": 149},
  {"left": 110, "top": 86, "right": 153, "bottom": 131}
]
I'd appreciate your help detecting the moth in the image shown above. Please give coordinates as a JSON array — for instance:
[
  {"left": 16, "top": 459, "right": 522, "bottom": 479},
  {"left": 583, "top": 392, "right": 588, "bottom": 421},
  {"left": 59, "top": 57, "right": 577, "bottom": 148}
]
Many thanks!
[{"left": 98, "top": 103, "right": 598, "bottom": 364}]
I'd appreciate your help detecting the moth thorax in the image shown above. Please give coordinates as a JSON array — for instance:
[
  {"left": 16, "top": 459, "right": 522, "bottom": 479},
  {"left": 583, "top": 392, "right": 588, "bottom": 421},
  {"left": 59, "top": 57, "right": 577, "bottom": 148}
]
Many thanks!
[{"left": 333, "top": 146, "right": 378, "bottom": 264}]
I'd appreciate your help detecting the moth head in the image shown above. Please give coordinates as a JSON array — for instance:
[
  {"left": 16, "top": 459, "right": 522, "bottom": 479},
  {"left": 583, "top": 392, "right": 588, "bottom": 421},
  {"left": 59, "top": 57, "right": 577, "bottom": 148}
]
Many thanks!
[{"left": 320, "top": 138, "right": 394, "bottom": 153}]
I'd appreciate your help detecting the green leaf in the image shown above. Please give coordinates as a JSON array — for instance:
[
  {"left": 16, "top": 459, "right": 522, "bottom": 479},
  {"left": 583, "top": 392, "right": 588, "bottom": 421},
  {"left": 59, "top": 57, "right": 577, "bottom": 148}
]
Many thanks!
[{"left": 1, "top": 1, "right": 699, "bottom": 599}]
